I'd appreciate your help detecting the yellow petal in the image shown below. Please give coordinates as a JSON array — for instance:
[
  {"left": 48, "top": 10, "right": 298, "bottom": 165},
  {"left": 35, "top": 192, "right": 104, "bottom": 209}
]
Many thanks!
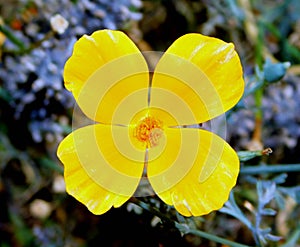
[
  {"left": 147, "top": 128, "right": 239, "bottom": 217},
  {"left": 57, "top": 124, "right": 144, "bottom": 214},
  {"left": 64, "top": 29, "right": 149, "bottom": 124},
  {"left": 151, "top": 33, "right": 244, "bottom": 124}
]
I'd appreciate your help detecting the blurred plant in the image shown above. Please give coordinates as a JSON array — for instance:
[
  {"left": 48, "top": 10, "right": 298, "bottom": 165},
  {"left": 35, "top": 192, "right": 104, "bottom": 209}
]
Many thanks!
[
  {"left": 0, "top": 0, "right": 143, "bottom": 148},
  {"left": 220, "top": 180, "right": 282, "bottom": 246}
]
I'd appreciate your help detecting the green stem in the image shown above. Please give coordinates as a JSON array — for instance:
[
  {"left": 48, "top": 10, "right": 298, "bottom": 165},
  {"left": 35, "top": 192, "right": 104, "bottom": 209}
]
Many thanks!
[
  {"left": 0, "top": 24, "right": 26, "bottom": 51},
  {"left": 26, "top": 31, "right": 54, "bottom": 53},
  {"left": 185, "top": 228, "right": 252, "bottom": 247},
  {"left": 252, "top": 20, "right": 265, "bottom": 145},
  {"left": 1, "top": 24, "right": 54, "bottom": 55},
  {"left": 130, "top": 198, "right": 175, "bottom": 226},
  {"left": 254, "top": 89, "right": 263, "bottom": 120},
  {"left": 38, "top": 157, "right": 64, "bottom": 174},
  {"left": 130, "top": 198, "right": 253, "bottom": 247},
  {"left": 240, "top": 164, "right": 300, "bottom": 174}
]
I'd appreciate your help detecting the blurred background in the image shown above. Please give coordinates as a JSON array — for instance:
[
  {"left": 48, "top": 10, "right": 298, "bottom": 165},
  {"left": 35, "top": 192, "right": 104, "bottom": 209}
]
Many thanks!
[{"left": 0, "top": 0, "right": 300, "bottom": 246}]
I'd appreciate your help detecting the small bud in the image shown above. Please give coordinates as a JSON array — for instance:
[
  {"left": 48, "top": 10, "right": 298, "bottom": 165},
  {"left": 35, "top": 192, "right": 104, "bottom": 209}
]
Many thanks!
[
  {"left": 151, "top": 216, "right": 162, "bottom": 227},
  {"left": 263, "top": 59, "right": 291, "bottom": 83},
  {"left": 237, "top": 147, "right": 272, "bottom": 162},
  {"left": 52, "top": 175, "right": 66, "bottom": 193},
  {"left": 262, "top": 147, "right": 273, "bottom": 156},
  {"left": 29, "top": 199, "right": 52, "bottom": 219},
  {"left": 50, "top": 14, "right": 69, "bottom": 34}
]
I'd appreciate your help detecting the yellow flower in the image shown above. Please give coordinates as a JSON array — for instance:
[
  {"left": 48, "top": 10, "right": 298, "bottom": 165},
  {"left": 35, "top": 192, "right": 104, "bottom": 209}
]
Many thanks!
[{"left": 57, "top": 29, "right": 244, "bottom": 217}]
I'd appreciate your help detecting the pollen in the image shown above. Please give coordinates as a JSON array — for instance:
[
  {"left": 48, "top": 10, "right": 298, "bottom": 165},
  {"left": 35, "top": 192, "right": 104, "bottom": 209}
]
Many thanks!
[{"left": 134, "top": 116, "right": 163, "bottom": 148}]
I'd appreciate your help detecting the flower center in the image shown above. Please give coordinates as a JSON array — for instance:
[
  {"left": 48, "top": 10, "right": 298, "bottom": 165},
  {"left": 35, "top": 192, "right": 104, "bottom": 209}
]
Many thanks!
[{"left": 134, "top": 116, "right": 163, "bottom": 148}]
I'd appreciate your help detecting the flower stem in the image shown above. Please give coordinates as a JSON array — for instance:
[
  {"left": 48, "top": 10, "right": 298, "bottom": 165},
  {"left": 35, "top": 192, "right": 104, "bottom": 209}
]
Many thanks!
[
  {"left": 130, "top": 198, "right": 253, "bottom": 247},
  {"left": 0, "top": 23, "right": 54, "bottom": 55},
  {"left": 0, "top": 24, "right": 26, "bottom": 51},
  {"left": 252, "top": 20, "right": 265, "bottom": 148},
  {"left": 129, "top": 197, "right": 175, "bottom": 226},
  {"left": 185, "top": 228, "right": 252, "bottom": 247},
  {"left": 240, "top": 164, "right": 300, "bottom": 174}
]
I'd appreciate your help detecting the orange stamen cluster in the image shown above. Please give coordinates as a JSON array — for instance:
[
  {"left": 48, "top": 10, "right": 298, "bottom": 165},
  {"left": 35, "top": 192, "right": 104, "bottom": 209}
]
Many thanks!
[{"left": 134, "top": 116, "right": 163, "bottom": 148}]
